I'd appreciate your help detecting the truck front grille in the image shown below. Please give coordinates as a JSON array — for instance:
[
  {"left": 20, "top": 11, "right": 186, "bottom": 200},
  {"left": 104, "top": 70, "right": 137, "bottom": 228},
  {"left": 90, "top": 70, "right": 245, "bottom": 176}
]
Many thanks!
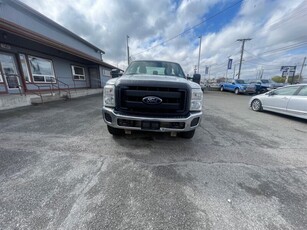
[{"left": 116, "top": 86, "right": 188, "bottom": 116}]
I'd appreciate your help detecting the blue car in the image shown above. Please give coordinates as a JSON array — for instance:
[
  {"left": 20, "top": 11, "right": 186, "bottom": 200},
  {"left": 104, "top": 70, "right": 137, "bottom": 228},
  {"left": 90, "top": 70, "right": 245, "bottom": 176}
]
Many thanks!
[
  {"left": 248, "top": 79, "right": 285, "bottom": 94},
  {"left": 220, "top": 79, "right": 256, "bottom": 95}
]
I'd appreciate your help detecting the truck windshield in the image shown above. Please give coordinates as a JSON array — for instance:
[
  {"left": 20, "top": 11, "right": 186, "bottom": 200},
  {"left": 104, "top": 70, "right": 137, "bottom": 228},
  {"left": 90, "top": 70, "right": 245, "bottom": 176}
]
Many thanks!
[{"left": 125, "top": 61, "right": 185, "bottom": 78}]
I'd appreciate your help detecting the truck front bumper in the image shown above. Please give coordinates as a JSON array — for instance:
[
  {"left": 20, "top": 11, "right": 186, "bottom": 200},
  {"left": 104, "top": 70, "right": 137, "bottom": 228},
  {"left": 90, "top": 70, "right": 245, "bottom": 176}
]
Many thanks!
[{"left": 102, "top": 107, "right": 202, "bottom": 132}]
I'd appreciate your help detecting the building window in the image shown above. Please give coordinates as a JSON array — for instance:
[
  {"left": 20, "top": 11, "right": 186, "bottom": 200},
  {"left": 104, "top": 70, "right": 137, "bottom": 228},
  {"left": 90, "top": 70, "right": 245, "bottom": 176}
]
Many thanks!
[
  {"left": 19, "top": 54, "right": 31, "bottom": 82},
  {"left": 28, "top": 56, "right": 56, "bottom": 83},
  {"left": 103, "top": 69, "right": 111, "bottom": 77},
  {"left": 72, "top": 65, "right": 85, "bottom": 80}
]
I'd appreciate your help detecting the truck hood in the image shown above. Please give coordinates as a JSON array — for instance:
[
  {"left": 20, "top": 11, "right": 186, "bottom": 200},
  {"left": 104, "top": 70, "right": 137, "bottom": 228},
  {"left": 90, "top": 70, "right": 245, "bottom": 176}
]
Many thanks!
[{"left": 107, "top": 74, "right": 201, "bottom": 89}]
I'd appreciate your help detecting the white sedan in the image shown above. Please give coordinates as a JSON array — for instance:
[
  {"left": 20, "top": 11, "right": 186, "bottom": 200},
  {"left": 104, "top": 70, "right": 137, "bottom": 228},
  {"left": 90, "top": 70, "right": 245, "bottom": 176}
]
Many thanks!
[{"left": 249, "top": 84, "right": 307, "bottom": 119}]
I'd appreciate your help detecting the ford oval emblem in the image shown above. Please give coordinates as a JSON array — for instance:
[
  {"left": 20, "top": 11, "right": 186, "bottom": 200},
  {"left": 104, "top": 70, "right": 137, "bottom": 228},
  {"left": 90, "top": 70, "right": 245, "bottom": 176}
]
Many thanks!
[{"left": 142, "top": 96, "right": 163, "bottom": 105}]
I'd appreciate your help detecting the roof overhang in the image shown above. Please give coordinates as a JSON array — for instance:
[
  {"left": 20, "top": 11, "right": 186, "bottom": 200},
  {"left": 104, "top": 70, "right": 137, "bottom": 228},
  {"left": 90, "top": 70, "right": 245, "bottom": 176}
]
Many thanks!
[{"left": 0, "top": 18, "right": 117, "bottom": 69}]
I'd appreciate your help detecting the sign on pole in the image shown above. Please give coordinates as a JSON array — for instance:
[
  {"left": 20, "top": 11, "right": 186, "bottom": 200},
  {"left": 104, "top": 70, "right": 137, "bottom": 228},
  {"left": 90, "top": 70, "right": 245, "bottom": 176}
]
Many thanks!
[
  {"left": 205, "top": 66, "right": 209, "bottom": 74},
  {"left": 228, "top": 59, "right": 233, "bottom": 70},
  {"left": 280, "top": 66, "right": 296, "bottom": 78}
]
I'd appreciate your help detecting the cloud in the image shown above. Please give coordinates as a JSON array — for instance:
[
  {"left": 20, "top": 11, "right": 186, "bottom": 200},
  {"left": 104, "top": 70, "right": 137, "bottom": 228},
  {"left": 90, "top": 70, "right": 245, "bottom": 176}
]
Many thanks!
[{"left": 21, "top": 0, "right": 307, "bottom": 79}]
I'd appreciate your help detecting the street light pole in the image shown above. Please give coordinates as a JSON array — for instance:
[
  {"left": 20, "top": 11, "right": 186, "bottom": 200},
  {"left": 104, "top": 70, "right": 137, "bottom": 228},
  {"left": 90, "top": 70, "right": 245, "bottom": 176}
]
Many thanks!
[
  {"left": 298, "top": 56, "right": 306, "bottom": 83},
  {"left": 233, "top": 64, "right": 236, "bottom": 79},
  {"left": 127, "top": 35, "right": 130, "bottom": 66},
  {"left": 197, "top": 36, "right": 202, "bottom": 74}
]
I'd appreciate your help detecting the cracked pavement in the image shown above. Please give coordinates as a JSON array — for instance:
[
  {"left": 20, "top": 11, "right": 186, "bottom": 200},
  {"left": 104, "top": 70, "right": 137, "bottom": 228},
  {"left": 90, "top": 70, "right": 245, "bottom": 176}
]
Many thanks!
[{"left": 0, "top": 92, "right": 307, "bottom": 229}]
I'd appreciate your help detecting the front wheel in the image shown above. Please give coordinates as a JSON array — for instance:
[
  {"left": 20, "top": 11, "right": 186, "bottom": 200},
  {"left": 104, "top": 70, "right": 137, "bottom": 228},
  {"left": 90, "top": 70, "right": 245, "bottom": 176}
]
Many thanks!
[
  {"left": 107, "top": 125, "right": 124, "bottom": 136},
  {"left": 251, "top": 99, "right": 263, "bottom": 111},
  {"left": 179, "top": 130, "right": 195, "bottom": 139},
  {"left": 234, "top": 88, "right": 239, "bottom": 95},
  {"left": 220, "top": 86, "right": 224, "bottom": 92}
]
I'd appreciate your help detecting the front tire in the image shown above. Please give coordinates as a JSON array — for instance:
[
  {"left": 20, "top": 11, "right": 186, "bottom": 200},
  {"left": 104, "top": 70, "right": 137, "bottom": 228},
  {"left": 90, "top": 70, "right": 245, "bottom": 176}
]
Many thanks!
[
  {"left": 234, "top": 88, "right": 239, "bottom": 95},
  {"left": 220, "top": 86, "right": 224, "bottom": 92},
  {"left": 251, "top": 99, "right": 263, "bottom": 111},
  {"left": 179, "top": 130, "right": 195, "bottom": 139},
  {"left": 107, "top": 125, "right": 124, "bottom": 136}
]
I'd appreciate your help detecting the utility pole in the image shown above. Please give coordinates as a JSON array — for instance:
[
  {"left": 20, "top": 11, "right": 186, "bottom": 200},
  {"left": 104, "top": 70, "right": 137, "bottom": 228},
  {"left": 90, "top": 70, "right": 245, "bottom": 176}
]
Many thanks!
[
  {"left": 197, "top": 36, "right": 202, "bottom": 74},
  {"left": 298, "top": 56, "right": 306, "bottom": 83},
  {"left": 126, "top": 35, "right": 130, "bottom": 65},
  {"left": 237, "top": 38, "right": 251, "bottom": 79}
]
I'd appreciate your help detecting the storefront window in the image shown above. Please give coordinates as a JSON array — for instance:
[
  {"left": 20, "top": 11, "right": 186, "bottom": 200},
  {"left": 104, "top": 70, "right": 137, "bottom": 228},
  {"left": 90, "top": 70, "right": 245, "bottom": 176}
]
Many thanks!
[
  {"left": 28, "top": 56, "right": 56, "bottom": 83},
  {"left": 19, "top": 54, "right": 31, "bottom": 82},
  {"left": 0, "top": 53, "right": 20, "bottom": 89}
]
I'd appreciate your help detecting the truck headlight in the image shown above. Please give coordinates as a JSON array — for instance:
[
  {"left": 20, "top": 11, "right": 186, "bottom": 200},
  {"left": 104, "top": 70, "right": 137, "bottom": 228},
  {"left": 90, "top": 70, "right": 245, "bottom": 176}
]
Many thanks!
[
  {"left": 190, "top": 89, "right": 203, "bottom": 111},
  {"left": 103, "top": 85, "right": 115, "bottom": 107}
]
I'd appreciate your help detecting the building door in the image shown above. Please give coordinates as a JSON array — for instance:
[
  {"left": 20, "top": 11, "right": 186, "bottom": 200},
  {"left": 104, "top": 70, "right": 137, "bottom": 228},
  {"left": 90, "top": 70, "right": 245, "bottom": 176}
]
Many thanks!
[
  {"left": 89, "top": 67, "right": 101, "bottom": 88},
  {"left": 0, "top": 53, "right": 22, "bottom": 94}
]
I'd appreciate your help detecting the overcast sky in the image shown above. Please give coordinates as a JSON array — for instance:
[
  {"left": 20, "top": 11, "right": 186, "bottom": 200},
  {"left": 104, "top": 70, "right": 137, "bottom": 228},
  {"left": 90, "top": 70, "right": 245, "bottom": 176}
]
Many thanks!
[{"left": 22, "top": 0, "right": 307, "bottom": 80}]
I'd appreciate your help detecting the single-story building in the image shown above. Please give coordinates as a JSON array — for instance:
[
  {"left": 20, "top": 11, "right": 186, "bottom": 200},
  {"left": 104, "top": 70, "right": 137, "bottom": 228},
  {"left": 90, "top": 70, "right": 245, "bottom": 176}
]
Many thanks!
[{"left": 0, "top": 0, "right": 117, "bottom": 96}]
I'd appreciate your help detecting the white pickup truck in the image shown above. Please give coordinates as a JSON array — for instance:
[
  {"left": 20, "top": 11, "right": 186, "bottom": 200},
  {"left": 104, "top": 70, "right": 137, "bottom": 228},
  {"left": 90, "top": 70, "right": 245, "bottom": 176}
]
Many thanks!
[{"left": 102, "top": 60, "right": 203, "bottom": 138}]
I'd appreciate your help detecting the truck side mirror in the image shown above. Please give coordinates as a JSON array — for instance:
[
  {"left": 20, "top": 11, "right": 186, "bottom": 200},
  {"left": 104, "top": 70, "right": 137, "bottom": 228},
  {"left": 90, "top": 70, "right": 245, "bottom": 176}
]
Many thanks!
[
  {"left": 192, "top": 74, "right": 201, "bottom": 84},
  {"left": 110, "top": 69, "right": 122, "bottom": 78}
]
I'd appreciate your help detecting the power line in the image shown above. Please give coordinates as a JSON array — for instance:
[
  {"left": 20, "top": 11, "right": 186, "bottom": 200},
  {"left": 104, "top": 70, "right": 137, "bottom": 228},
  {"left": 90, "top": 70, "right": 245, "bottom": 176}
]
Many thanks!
[
  {"left": 243, "top": 60, "right": 281, "bottom": 67},
  {"left": 200, "top": 42, "right": 240, "bottom": 65},
  {"left": 242, "top": 40, "right": 307, "bottom": 63},
  {"left": 203, "top": 40, "right": 307, "bottom": 75},
  {"left": 131, "top": 0, "right": 244, "bottom": 58},
  {"left": 268, "top": 5, "right": 307, "bottom": 31},
  {"left": 265, "top": 6, "right": 307, "bottom": 30},
  {"left": 246, "top": 35, "right": 307, "bottom": 53},
  {"left": 208, "top": 59, "right": 241, "bottom": 72},
  {"left": 260, "top": 42, "right": 307, "bottom": 55},
  {"left": 242, "top": 52, "right": 286, "bottom": 66},
  {"left": 243, "top": 49, "right": 268, "bottom": 62}
]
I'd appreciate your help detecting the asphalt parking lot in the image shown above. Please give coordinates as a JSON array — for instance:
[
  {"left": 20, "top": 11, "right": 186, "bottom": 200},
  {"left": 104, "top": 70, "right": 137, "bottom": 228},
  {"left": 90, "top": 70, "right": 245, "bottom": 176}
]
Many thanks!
[{"left": 0, "top": 91, "right": 306, "bottom": 230}]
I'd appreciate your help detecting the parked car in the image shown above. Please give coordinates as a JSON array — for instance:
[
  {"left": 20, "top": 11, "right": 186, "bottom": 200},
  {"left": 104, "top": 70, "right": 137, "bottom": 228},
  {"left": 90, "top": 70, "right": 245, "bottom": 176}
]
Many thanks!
[
  {"left": 208, "top": 82, "right": 220, "bottom": 91},
  {"left": 200, "top": 80, "right": 206, "bottom": 91},
  {"left": 248, "top": 79, "right": 285, "bottom": 94},
  {"left": 249, "top": 84, "right": 307, "bottom": 119},
  {"left": 220, "top": 79, "right": 256, "bottom": 94}
]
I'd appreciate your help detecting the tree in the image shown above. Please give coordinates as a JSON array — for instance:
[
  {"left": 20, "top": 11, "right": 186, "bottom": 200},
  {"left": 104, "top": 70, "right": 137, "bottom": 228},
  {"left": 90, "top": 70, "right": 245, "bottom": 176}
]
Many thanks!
[
  {"left": 271, "top": 76, "right": 285, "bottom": 83},
  {"left": 271, "top": 75, "right": 300, "bottom": 84},
  {"left": 289, "top": 74, "right": 300, "bottom": 84}
]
